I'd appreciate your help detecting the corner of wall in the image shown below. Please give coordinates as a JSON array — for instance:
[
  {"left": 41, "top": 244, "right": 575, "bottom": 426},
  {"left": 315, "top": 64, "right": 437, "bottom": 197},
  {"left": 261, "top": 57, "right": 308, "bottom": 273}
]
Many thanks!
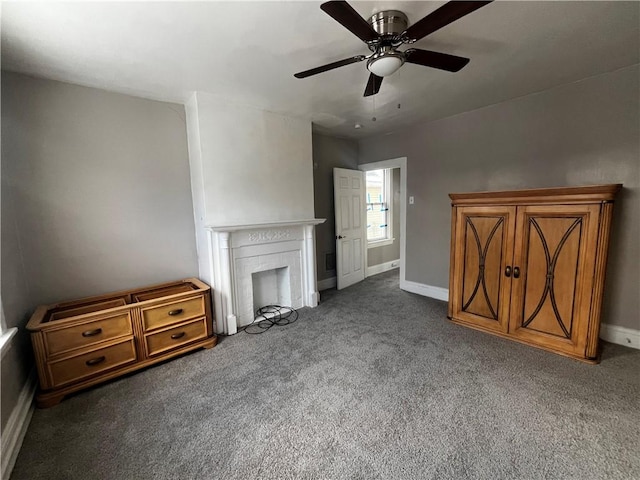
[{"left": 184, "top": 93, "right": 211, "bottom": 286}]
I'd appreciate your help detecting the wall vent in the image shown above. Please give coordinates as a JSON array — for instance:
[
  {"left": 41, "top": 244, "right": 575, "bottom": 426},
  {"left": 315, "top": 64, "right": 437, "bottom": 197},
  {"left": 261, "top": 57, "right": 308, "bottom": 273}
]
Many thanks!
[{"left": 325, "top": 252, "right": 336, "bottom": 271}]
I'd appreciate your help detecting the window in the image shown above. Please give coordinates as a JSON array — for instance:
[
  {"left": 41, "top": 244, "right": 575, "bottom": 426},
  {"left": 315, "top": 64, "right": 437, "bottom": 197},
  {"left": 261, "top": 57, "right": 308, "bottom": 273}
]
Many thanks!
[{"left": 366, "top": 169, "right": 393, "bottom": 246}]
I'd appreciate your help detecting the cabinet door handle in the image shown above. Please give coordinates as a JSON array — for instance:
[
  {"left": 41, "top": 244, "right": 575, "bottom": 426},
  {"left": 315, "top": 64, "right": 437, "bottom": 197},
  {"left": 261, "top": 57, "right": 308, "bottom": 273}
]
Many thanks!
[
  {"left": 171, "top": 332, "right": 186, "bottom": 340},
  {"left": 168, "top": 309, "right": 183, "bottom": 316},
  {"left": 513, "top": 266, "right": 520, "bottom": 279},
  {"left": 82, "top": 328, "right": 102, "bottom": 337},
  {"left": 505, "top": 266, "right": 512, "bottom": 277},
  {"left": 85, "top": 356, "right": 106, "bottom": 366}
]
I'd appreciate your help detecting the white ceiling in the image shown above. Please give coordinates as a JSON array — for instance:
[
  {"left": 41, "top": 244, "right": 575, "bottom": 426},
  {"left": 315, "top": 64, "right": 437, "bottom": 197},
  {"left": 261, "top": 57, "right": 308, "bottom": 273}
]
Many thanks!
[{"left": 2, "top": 1, "right": 638, "bottom": 139}]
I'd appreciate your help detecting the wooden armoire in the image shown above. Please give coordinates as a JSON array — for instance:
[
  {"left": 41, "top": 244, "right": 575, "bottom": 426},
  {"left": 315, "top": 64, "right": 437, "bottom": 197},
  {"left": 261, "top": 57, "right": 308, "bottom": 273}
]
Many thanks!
[{"left": 447, "top": 184, "right": 621, "bottom": 363}]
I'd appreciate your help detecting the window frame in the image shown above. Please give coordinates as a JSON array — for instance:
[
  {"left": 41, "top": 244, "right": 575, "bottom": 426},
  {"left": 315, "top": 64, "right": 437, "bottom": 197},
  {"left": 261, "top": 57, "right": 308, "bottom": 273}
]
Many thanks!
[
  {"left": 0, "top": 299, "right": 18, "bottom": 359},
  {"left": 365, "top": 168, "right": 394, "bottom": 248}
]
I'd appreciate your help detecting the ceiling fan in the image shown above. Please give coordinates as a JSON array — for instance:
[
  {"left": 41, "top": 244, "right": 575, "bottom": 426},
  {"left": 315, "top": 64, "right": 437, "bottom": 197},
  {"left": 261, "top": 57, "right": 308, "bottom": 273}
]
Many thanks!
[{"left": 294, "top": 1, "right": 493, "bottom": 97}]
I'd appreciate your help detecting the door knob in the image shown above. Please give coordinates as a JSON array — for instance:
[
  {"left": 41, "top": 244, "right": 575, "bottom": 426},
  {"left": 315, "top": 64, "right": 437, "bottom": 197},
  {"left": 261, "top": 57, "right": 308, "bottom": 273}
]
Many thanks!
[
  {"left": 336, "top": 235, "right": 346, "bottom": 239},
  {"left": 505, "top": 266, "right": 512, "bottom": 277},
  {"left": 513, "top": 266, "right": 520, "bottom": 279}
]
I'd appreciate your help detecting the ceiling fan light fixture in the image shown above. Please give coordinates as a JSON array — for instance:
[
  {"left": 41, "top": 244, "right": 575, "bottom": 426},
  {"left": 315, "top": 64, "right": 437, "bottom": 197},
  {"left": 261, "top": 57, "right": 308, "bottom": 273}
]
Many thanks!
[{"left": 367, "top": 51, "right": 405, "bottom": 77}]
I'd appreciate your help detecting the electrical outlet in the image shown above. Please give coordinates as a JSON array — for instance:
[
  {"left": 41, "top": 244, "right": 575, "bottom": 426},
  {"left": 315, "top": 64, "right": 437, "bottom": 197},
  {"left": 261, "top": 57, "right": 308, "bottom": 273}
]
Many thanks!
[{"left": 409, "top": 196, "right": 415, "bottom": 205}]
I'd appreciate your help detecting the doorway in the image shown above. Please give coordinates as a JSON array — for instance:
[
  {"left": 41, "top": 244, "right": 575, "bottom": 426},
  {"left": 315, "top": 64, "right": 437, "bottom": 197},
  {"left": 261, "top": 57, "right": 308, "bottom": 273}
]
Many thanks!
[
  {"left": 359, "top": 157, "right": 407, "bottom": 285},
  {"left": 331, "top": 158, "right": 407, "bottom": 291}
]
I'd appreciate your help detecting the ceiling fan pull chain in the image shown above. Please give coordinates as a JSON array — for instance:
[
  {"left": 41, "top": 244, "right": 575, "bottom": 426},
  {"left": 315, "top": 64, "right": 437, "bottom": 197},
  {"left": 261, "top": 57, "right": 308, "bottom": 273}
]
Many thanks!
[{"left": 372, "top": 95, "right": 376, "bottom": 122}]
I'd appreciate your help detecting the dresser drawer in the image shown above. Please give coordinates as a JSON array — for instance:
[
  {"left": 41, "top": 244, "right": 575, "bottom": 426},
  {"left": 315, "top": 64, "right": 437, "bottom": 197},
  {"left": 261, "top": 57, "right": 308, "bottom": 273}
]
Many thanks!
[
  {"left": 44, "top": 313, "right": 133, "bottom": 356},
  {"left": 48, "top": 339, "right": 137, "bottom": 388},
  {"left": 145, "top": 318, "right": 208, "bottom": 357},
  {"left": 133, "top": 284, "right": 196, "bottom": 302},
  {"left": 48, "top": 298, "right": 127, "bottom": 321},
  {"left": 141, "top": 296, "right": 205, "bottom": 331}
]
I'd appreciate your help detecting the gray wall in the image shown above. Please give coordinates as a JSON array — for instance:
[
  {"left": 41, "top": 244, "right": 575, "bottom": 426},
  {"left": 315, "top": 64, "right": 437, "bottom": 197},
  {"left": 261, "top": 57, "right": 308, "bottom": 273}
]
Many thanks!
[
  {"left": 190, "top": 92, "right": 315, "bottom": 227},
  {"left": 367, "top": 168, "right": 400, "bottom": 267},
  {"left": 1, "top": 72, "right": 199, "bottom": 429},
  {"left": 312, "top": 133, "right": 358, "bottom": 282},
  {"left": 358, "top": 65, "right": 639, "bottom": 330}
]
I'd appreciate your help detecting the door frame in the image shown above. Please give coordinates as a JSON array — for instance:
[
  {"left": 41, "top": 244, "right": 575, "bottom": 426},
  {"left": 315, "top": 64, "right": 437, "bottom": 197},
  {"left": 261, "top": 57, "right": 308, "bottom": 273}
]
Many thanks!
[{"left": 358, "top": 157, "right": 407, "bottom": 284}]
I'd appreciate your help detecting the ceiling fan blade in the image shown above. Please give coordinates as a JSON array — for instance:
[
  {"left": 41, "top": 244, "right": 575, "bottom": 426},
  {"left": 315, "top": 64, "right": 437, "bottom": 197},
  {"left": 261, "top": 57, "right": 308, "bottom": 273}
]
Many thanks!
[
  {"left": 294, "top": 55, "right": 365, "bottom": 79},
  {"left": 364, "top": 73, "right": 383, "bottom": 97},
  {"left": 403, "top": 1, "right": 492, "bottom": 42},
  {"left": 405, "top": 49, "right": 470, "bottom": 72},
  {"left": 321, "top": 1, "right": 378, "bottom": 43}
]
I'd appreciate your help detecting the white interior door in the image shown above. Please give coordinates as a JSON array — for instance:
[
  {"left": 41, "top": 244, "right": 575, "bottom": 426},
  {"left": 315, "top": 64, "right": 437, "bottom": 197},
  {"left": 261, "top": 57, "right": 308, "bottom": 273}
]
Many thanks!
[{"left": 334, "top": 168, "right": 366, "bottom": 290}]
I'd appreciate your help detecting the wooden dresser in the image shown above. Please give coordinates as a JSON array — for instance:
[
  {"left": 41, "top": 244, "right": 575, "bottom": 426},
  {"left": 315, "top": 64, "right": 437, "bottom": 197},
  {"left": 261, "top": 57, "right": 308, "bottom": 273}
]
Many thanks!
[
  {"left": 448, "top": 184, "right": 621, "bottom": 363},
  {"left": 27, "top": 278, "right": 217, "bottom": 407}
]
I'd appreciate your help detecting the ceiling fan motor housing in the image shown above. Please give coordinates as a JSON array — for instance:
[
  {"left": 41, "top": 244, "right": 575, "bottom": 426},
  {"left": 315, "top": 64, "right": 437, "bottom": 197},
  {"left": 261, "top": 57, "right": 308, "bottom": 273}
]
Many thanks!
[
  {"left": 368, "top": 10, "right": 409, "bottom": 37},
  {"left": 366, "top": 10, "right": 409, "bottom": 77}
]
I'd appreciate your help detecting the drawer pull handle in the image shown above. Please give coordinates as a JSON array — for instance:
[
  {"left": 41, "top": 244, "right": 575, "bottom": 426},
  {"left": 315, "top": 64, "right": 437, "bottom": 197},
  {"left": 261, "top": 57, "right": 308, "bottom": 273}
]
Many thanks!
[
  {"left": 168, "top": 309, "right": 184, "bottom": 316},
  {"left": 171, "top": 332, "right": 186, "bottom": 340},
  {"left": 85, "top": 356, "right": 106, "bottom": 366},
  {"left": 82, "top": 328, "right": 103, "bottom": 337}
]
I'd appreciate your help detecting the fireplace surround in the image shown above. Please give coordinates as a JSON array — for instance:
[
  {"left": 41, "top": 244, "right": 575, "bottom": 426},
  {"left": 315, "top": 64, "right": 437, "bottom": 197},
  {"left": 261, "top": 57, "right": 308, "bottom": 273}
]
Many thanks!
[{"left": 207, "top": 219, "right": 325, "bottom": 334}]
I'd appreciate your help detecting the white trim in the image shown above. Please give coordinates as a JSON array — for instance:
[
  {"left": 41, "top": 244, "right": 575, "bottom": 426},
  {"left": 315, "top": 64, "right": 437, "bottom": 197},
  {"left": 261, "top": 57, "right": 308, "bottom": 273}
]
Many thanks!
[
  {"left": 365, "top": 168, "right": 393, "bottom": 246},
  {"left": 0, "top": 328, "right": 18, "bottom": 360},
  {"left": 208, "top": 219, "right": 325, "bottom": 232},
  {"left": 600, "top": 323, "right": 640, "bottom": 350},
  {"left": 359, "top": 157, "right": 407, "bottom": 292},
  {"left": 367, "top": 237, "right": 395, "bottom": 249},
  {"left": 1, "top": 370, "right": 37, "bottom": 480},
  {"left": 317, "top": 277, "right": 337, "bottom": 291},
  {"left": 366, "top": 259, "right": 399, "bottom": 278},
  {"left": 400, "top": 280, "right": 449, "bottom": 302}
]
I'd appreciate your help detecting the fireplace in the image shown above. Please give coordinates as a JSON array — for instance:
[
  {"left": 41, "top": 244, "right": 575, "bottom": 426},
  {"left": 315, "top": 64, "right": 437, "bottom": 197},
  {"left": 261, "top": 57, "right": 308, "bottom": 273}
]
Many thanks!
[
  {"left": 236, "top": 252, "right": 301, "bottom": 327},
  {"left": 252, "top": 267, "right": 291, "bottom": 314},
  {"left": 207, "top": 219, "right": 324, "bottom": 334}
]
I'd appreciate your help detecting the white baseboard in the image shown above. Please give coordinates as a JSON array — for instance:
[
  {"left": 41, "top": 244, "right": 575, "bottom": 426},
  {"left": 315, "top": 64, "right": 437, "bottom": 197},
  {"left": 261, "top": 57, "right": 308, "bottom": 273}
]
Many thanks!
[
  {"left": 600, "top": 323, "right": 640, "bottom": 350},
  {"left": 317, "top": 277, "right": 337, "bottom": 291},
  {"left": 400, "top": 280, "right": 449, "bottom": 302},
  {"left": 1, "top": 370, "right": 36, "bottom": 480},
  {"left": 366, "top": 259, "right": 399, "bottom": 278}
]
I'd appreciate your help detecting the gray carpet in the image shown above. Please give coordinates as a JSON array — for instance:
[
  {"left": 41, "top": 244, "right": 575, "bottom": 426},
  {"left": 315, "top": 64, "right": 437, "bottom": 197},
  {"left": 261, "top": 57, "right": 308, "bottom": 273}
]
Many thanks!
[{"left": 11, "top": 270, "right": 640, "bottom": 480}]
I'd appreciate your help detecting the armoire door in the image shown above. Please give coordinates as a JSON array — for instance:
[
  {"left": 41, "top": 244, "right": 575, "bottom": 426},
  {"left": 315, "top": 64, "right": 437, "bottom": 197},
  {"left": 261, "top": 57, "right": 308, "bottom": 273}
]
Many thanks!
[
  {"left": 508, "top": 204, "right": 601, "bottom": 356},
  {"left": 450, "top": 206, "right": 517, "bottom": 333}
]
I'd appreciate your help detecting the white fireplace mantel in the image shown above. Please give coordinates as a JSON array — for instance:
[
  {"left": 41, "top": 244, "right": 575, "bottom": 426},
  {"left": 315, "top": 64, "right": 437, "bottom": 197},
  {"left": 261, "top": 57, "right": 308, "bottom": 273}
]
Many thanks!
[
  {"left": 206, "top": 219, "right": 325, "bottom": 335},
  {"left": 209, "top": 219, "right": 325, "bottom": 232}
]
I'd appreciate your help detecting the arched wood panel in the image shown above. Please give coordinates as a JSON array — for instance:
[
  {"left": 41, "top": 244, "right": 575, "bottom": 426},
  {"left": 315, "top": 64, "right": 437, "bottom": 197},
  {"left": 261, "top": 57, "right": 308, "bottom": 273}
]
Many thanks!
[
  {"left": 450, "top": 206, "right": 516, "bottom": 333},
  {"left": 508, "top": 205, "right": 601, "bottom": 356}
]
